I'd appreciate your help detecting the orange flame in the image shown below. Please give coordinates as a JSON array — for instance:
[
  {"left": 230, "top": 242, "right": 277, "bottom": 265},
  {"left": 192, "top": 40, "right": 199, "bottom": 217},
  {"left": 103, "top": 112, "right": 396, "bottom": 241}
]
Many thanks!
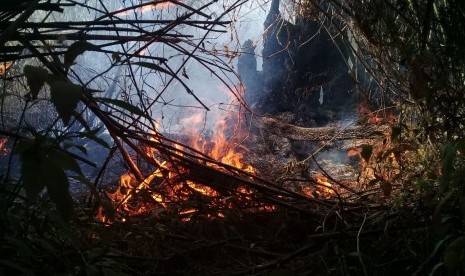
[
  {"left": 299, "top": 175, "right": 335, "bottom": 199},
  {"left": 315, "top": 175, "right": 334, "bottom": 197},
  {"left": 0, "top": 62, "right": 13, "bottom": 75},
  {"left": 96, "top": 88, "right": 268, "bottom": 223},
  {"left": 0, "top": 137, "right": 9, "bottom": 155}
]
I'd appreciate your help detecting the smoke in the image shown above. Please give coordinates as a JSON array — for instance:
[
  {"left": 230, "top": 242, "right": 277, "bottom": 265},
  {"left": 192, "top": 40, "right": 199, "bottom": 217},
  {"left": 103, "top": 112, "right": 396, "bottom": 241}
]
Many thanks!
[{"left": 47, "top": 0, "right": 273, "bottom": 134}]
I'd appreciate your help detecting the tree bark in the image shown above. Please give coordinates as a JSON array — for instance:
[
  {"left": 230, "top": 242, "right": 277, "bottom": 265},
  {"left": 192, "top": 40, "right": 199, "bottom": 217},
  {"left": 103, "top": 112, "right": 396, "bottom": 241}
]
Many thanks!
[{"left": 259, "top": 117, "right": 388, "bottom": 141}]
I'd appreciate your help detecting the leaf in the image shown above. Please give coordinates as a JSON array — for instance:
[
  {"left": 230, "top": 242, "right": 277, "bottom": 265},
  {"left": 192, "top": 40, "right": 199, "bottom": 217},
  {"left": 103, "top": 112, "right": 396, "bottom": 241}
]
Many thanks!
[
  {"left": 23, "top": 65, "right": 49, "bottom": 99},
  {"left": 80, "top": 131, "right": 111, "bottom": 149},
  {"left": 45, "top": 164, "right": 74, "bottom": 222},
  {"left": 361, "top": 144, "right": 373, "bottom": 162},
  {"left": 97, "top": 98, "right": 150, "bottom": 121},
  {"left": 111, "top": 52, "right": 121, "bottom": 63},
  {"left": 63, "top": 142, "right": 87, "bottom": 155},
  {"left": 132, "top": 61, "right": 172, "bottom": 75},
  {"left": 18, "top": 141, "right": 47, "bottom": 200},
  {"left": 64, "top": 41, "right": 100, "bottom": 69},
  {"left": 48, "top": 148, "right": 82, "bottom": 175},
  {"left": 182, "top": 67, "right": 189, "bottom": 79},
  {"left": 48, "top": 79, "right": 83, "bottom": 125},
  {"left": 17, "top": 137, "right": 75, "bottom": 222},
  {"left": 71, "top": 175, "right": 97, "bottom": 194}
]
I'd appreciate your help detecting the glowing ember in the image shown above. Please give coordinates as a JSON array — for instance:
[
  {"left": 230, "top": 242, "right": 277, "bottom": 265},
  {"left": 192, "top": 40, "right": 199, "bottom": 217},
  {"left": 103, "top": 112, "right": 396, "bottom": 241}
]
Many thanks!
[
  {"left": 347, "top": 148, "right": 362, "bottom": 157},
  {"left": 0, "top": 137, "right": 9, "bottom": 155}
]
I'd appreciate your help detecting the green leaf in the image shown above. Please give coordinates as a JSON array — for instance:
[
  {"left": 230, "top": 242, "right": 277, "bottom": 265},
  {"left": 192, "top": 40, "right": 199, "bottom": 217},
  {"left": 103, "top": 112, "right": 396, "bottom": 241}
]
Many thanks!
[
  {"left": 64, "top": 41, "right": 100, "bottom": 69},
  {"left": 23, "top": 65, "right": 49, "bottom": 99},
  {"left": 132, "top": 61, "right": 172, "bottom": 75},
  {"left": 47, "top": 79, "right": 83, "bottom": 125},
  {"left": 97, "top": 97, "right": 150, "bottom": 120},
  {"left": 361, "top": 144, "right": 373, "bottom": 162}
]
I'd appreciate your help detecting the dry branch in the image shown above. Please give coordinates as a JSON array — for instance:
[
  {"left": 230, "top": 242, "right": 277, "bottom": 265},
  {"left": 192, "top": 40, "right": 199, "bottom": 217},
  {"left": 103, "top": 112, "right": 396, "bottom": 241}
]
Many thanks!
[{"left": 259, "top": 116, "right": 388, "bottom": 141}]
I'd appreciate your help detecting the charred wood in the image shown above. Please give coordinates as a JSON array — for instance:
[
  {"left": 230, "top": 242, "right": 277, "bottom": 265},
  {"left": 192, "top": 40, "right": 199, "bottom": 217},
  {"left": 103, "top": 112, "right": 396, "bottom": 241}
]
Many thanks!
[{"left": 259, "top": 116, "right": 387, "bottom": 141}]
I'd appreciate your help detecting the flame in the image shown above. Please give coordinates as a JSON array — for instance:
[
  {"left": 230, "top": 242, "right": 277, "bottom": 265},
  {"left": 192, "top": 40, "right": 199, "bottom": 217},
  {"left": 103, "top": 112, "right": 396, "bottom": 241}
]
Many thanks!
[
  {"left": 349, "top": 99, "right": 401, "bottom": 191},
  {"left": 115, "top": 1, "right": 176, "bottom": 16},
  {"left": 298, "top": 175, "right": 335, "bottom": 199},
  {"left": 0, "top": 62, "right": 13, "bottom": 75},
  {"left": 315, "top": 175, "right": 334, "bottom": 197},
  {"left": 0, "top": 137, "right": 9, "bottom": 155},
  {"left": 96, "top": 88, "right": 268, "bottom": 223}
]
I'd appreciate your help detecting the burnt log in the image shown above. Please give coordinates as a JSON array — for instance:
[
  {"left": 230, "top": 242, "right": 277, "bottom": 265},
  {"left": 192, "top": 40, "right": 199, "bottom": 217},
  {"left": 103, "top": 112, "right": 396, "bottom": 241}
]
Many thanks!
[{"left": 259, "top": 117, "right": 387, "bottom": 141}]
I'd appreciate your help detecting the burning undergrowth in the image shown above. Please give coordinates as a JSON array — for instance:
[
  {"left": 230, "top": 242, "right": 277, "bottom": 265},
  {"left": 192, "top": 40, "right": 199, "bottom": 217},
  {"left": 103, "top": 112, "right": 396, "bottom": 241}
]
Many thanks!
[
  {"left": 83, "top": 104, "right": 409, "bottom": 275},
  {"left": 95, "top": 108, "right": 337, "bottom": 224},
  {"left": 95, "top": 96, "right": 399, "bottom": 225}
]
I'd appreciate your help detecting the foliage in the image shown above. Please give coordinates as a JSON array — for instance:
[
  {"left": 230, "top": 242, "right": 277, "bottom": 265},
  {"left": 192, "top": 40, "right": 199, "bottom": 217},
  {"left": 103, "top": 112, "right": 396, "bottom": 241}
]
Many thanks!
[
  {"left": 293, "top": 0, "right": 465, "bottom": 274},
  {"left": 1, "top": 0, "right": 465, "bottom": 275},
  {"left": 1, "top": 0, "right": 243, "bottom": 274}
]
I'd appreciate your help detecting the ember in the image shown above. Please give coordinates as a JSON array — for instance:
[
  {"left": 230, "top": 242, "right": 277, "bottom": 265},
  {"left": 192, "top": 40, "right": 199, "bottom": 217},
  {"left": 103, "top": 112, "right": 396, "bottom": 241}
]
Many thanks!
[{"left": 0, "top": 137, "right": 9, "bottom": 155}]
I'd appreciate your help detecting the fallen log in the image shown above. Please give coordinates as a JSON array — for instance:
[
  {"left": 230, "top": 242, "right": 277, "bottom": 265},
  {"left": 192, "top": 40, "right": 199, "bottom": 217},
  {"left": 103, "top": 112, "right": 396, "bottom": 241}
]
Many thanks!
[{"left": 259, "top": 117, "right": 388, "bottom": 141}]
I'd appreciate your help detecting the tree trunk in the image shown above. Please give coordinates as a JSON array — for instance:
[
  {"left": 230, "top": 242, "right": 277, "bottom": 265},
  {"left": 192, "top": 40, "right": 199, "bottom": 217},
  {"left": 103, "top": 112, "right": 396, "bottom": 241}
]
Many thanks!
[{"left": 259, "top": 117, "right": 388, "bottom": 141}]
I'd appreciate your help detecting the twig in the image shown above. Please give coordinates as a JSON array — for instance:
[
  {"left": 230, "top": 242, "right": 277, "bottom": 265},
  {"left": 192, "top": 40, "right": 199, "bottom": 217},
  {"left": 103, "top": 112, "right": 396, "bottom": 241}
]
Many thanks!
[{"left": 357, "top": 212, "right": 368, "bottom": 276}]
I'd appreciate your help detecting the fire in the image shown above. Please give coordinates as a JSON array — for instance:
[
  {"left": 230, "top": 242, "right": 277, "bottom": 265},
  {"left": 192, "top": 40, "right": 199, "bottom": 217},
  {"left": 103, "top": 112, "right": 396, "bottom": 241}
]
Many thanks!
[
  {"left": 348, "top": 99, "right": 401, "bottom": 194},
  {"left": 314, "top": 175, "right": 334, "bottom": 197},
  {"left": 115, "top": 1, "right": 176, "bottom": 16},
  {"left": 0, "top": 61, "right": 13, "bottom": 75},
  {"left": 0, "top": 137, "right": 9, "bottom": 155},
  {"left": 97, "top": 95, "right": 267, "bottom": 223},
  {"left": 299, "top": 175, "right": 335, "bottom": 199}
]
